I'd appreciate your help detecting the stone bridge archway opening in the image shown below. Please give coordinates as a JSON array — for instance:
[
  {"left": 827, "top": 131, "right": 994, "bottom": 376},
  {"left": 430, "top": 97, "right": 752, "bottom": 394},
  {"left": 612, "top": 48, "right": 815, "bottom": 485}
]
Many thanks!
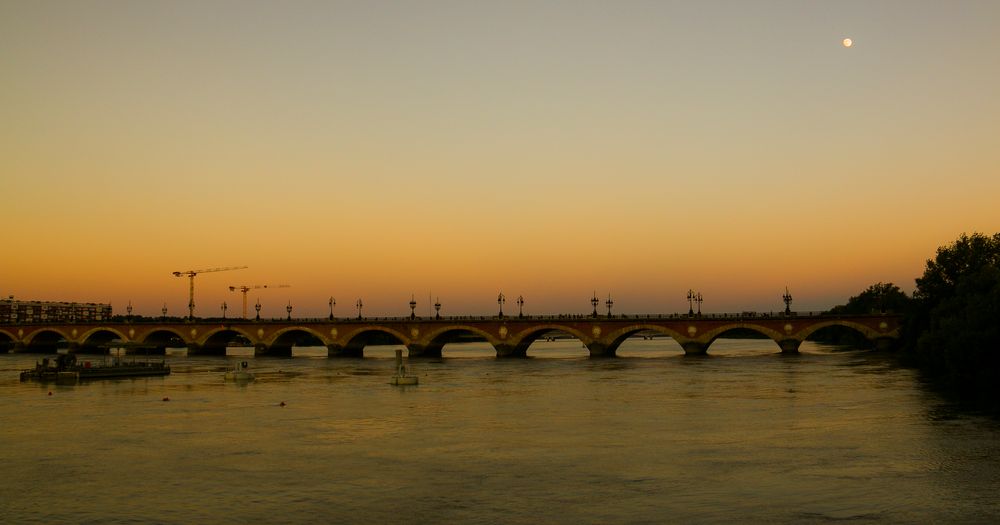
[
  {"left": 424, "top": 328, "right": 494, "bottom": 358},
  {"left": 805, "top": 324, "right": 874, "bottom": 351},
  {"left": 610, "top": 329, "right": 687, "bottom": 357},
  {"left": 706, "top": 327, "right": 782, "bottom": 356},
  {"left": 141, "top": 329, "right": 187, "bottom": 355},
  {"left": 24, "top": 330, "right": 69, "bottom": 354},
  {"left": 344, "top": 329, "right": 406, "bottom": 358},
  {"left": 79, "top": 329, "right": 126, "bottom": 354},
  {"left": 270, "top": 329, "right": 327, "bottom": 358},
  {"left": 521, "top": 329, "right": 589, "bottom": 359},
  {"left": 201, "top": 329, "right": 254, "bottom": 356},
  {"left": 0, "top": 330, "right": 15, "bottom": 353}
]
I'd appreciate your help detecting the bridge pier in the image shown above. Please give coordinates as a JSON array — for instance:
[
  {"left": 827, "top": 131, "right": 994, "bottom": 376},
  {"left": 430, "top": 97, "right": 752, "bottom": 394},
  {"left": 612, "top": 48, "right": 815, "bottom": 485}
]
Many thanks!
[
  {"left": 681, "top": 342, "right": 708, "bottom": 356},
  {"left": 406, "top": 344, "right": 442, "bottom": 359},
  {"left": 10, "top": 342, "right": 25, "bottom": 353},
  {"left": 585, "top": 342, "right": 617, "bottom": 358},
  {"left": 186, "top": 343, "right": 202, "bottom": 356},
  {"left": 494, "top": 343, "right": 526, "bottom": 358},
  {"left": 326, "top": 344, "right": 363, "bottom": 358},
  {"left": 778, "top": 339, "right": 801, "bottom": 354}
]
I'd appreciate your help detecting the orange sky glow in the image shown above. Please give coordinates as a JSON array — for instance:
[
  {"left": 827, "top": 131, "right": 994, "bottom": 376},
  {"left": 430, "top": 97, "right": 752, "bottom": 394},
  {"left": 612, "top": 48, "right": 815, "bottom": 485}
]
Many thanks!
[{"left": 2, "top": 1, "right": 998, "bottom": 318}]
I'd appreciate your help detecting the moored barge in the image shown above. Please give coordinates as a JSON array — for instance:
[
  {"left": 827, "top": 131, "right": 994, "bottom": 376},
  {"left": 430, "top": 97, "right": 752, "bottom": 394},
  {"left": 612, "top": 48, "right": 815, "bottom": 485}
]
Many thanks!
[{"left": 20, "top": 354, "right": 171, "bottom": 383}]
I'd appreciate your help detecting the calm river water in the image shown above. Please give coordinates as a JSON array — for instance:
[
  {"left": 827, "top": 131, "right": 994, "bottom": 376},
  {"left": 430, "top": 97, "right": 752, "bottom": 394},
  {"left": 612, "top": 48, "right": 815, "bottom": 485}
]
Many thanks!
[{"left": 2, "top": 339, "right": 998, "bottom": 524}]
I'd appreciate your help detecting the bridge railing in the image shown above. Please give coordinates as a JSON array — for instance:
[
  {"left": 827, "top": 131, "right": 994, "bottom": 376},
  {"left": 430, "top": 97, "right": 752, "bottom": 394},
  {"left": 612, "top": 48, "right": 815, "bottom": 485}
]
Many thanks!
[{"left": 2, "top": 310, "right": 899, "bottom": 326}]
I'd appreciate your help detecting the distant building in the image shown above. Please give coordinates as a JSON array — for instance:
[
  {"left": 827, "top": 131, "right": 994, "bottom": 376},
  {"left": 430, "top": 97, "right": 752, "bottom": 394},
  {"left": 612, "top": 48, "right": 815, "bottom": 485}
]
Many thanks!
[{"left": 0, "top": 297, "right": 112, "bottom": 323}]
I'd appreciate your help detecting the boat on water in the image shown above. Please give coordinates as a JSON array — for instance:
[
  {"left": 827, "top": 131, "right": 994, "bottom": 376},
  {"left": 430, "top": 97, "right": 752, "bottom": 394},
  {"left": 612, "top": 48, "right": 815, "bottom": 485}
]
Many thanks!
[
  {"left": 19, "top": 354, "right": 170, "bottom": 383},
  {"left": 224, "top": 360, "right": 255, "bottom": 382}
]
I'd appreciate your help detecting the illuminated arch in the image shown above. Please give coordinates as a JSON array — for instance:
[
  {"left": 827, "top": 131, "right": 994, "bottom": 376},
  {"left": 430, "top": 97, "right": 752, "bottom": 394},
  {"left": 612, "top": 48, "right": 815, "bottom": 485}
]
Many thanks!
[
  {"left": 139, "top": 328, "right": 189, "bottom": 345},
  {"left": 795, "top": 320, "right": 885, "bottom": 341},
  {"left": 702, "top": 323, "right": 785, "bottom": 345},
  {"left": 265, "top": 326, "right": 331, "bottom": 347},
  {"left": 603, "top": 324, "right": 688, "bottom": 350},
  {"left": 341, "top": 326, "right": 411, "bottom": 347},
  {"left": 78, "top": 327, "right": 130, "bottom": 345},
  {"left": 23, "top": 328, "right": 72, "bottom": 345},
  {"left": 195, "top": 326, "right": 257, "bottom": 347},
  {"left": 422, "top": 325, "right": 500, "bottom": 347},
  {"left": 0, "top": 328, "right": 17, "bottom": 342},
  {"left": 510, "top": 324, "right": 591, "bottom": 346}
]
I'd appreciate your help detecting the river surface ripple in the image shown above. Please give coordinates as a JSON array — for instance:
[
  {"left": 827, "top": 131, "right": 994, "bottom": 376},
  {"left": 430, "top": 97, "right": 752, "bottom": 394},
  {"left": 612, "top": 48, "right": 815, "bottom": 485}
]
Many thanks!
[{"left": 2, "top": 340, "right": 998, "bottom": 524}]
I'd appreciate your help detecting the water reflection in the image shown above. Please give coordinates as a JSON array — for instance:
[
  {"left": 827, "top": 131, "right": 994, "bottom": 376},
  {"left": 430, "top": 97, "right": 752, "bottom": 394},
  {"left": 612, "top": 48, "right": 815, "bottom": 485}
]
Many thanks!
[{"left": 1, "top": 341, "right": 998, "bottom": 523}]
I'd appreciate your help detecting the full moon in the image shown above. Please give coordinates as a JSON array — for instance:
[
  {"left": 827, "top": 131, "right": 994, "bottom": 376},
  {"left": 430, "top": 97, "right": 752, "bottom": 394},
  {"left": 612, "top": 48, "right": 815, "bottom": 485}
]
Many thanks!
[{"left": 843, "top": 38, "right": 853, "bottom": 48}]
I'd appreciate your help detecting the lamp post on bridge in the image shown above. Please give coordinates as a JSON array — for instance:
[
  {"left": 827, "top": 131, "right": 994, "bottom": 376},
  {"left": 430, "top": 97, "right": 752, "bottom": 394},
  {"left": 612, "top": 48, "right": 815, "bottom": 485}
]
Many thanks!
[
  {"left": 606, "top": 294, "right": 614, "bottom": 318},
  {"left": 591, "top": 292, "right": 599, "bottom": 318},
  {"left": 286, "top": 301, "right": 292, "bottom": 321},
  {"left": 497, "top": 292, "right": 505, "bottom": 319},
  {"left": 356, "top": 298, "right": 363, "bottom": 320},
  {"left": 221, "top": 301, "right": 228, "bottom": 319},
  {"left": 329, "top": 297, "right": 336, "bottom": 321},
  {"left": 126, "top": 301, "right": 133, "bottom": 323},
  {"left": 409, "top": 294, "right": 417, "bottom": 320},
  {"left": 696, "top": 292, "right": 703, "bottom": 317},
  {"left": 434, "top": 297, "right": 441, "bottom": 320},
  {"left": 782, "top": 287, "right": 793, "bottom": 316},
  {"left": 687, "top": 289, "right": 695, "bottom": 316},
  {"left": 162, "top": 303, "right": 167, "bottom": 320},
  {"left": 517, "top": 295, "right": 524, "bottom": 319},
  {"left": 255, "top": 299, "right": 261, "bottom": 321}
]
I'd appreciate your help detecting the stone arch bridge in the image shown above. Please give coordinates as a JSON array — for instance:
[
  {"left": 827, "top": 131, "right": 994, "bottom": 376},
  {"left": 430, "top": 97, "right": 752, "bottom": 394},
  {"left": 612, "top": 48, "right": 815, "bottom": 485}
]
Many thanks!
[{"left": 1, "top": 314, "right": 901, "bottom": 358}]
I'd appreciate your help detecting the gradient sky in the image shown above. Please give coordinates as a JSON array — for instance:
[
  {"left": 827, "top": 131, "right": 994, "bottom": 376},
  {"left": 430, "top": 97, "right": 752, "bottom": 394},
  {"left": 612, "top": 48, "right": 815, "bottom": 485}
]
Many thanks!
[{"left": 2, "top": 1, "right": 998, "bottom": 318}]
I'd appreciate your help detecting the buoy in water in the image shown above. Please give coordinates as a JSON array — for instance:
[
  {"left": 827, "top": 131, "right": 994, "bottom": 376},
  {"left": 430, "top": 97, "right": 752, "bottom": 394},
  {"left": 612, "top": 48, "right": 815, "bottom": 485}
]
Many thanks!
[{"left": 162, "top": 397, "right": 170, "bottom": 402}]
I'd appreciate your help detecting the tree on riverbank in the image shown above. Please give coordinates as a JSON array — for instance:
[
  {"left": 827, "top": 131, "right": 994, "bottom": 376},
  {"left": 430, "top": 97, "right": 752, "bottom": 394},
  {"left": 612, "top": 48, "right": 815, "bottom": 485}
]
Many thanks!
[
  {"left": 828, "top": 233, "right": 999, "bottom": 409},
  {"left": 905, "top": 233, "right": 1000, "bottom": 407},
  {"left": 828, "top": 282, "right": 910, "bottom": 316},
  {"left": 816, "top": 282, "right": 910, "bottom": 347}
]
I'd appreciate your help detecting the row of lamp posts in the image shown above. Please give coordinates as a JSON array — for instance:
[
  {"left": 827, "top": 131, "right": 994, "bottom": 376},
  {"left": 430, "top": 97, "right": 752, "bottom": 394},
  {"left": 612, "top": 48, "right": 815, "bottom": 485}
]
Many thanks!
[{"left": 139, "top": 288, "right": 800, "bottom": 322}]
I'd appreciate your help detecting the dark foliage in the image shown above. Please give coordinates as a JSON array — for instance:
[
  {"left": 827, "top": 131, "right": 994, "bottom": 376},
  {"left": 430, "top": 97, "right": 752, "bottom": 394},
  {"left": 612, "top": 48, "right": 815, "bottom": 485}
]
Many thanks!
[
  {"left": 817, "top": 282, "right": 910, "bottom": 347},
  {"left": 906, "top": 233, "right": 1000, "bottom": 409},
  {"left": 828, "top": 282, "right": 910, "bottom": 315}
]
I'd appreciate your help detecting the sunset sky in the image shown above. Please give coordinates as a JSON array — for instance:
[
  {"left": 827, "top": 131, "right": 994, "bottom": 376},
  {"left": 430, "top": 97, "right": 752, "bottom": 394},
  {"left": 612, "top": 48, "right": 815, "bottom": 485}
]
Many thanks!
[{"left": 2, "top": 1, "right": 998, "bottom": 318}]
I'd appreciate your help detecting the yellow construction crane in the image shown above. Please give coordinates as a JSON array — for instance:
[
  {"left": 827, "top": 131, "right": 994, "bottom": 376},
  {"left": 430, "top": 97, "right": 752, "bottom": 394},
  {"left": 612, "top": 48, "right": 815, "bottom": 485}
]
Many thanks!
[
  {"left": 172, "top": 266, "right": 248, "bottom": 320},
  {"left": 229, "top": 284, "right": 291, "bottom": 319}
]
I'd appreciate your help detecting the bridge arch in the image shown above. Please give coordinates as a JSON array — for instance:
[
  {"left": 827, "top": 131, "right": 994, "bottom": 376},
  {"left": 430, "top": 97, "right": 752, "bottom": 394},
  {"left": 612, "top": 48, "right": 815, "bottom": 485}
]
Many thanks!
[
  {"left": 265, "top": 326, "right": 331, "bottom": 347},
  {"left": 604, "top": 324, "right": 688, "bottom": 356},
  {"left": 423, "top": 325, "right": 499, "bottom": 347},
  {"left": 512, "top": 324, "right": 591, "bottom": 346},
  {"left": 509, "top": 324, "right": 592, "bottom": 358},
  {"left": 266, "top": 327, "right": 330, "bottom": 357},
  {"left": 341, "top": 326, "right": 410, "bottom": 357},
  {"left": 23, "top": 329, "right": 71, "bottom": 353},
  {"left": 197, "top": 327, "right": 258, "bottom": 356},
  {"left": 703, "top": 325, "right": 785, "bottom": 354},
  {"left": 140, "top": 328, "right": 188, "bottom": 344},
  {"left": 140, "top": 328, "right": 189, "bottom": 354},
  {"left": 78, "top": 327, "right": 130, "bottom": 352},
  {"left": 413, "top": 325, "right": 499, "bottom": 358},
  {"left": 0, "top": 329, "right": 16, "bottom": 352},
  {"left": 796, "top": 320, "right": 886, "bottom": 342}
]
